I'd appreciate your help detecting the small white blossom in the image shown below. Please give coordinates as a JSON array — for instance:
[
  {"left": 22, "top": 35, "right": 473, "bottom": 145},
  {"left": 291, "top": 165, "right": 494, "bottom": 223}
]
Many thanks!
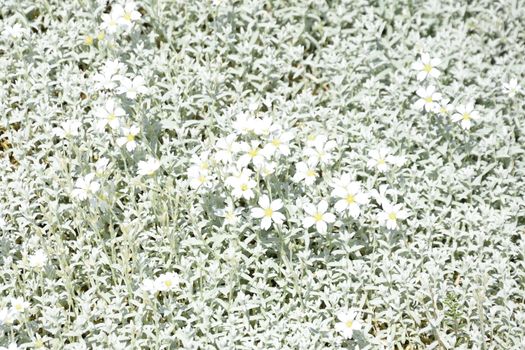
[
  {"left": 377, "top": 202, "right": 408, "bottom": 230},
  {"left": 414, "top": 85, "right": 441, "bottom": 112},
  {"left": 451, "top": 102, "right": 480, "bottom": 130},
  {"left": 292, "top": 161, "right": 318, "bottom": 186},
  {"left": 335, "top": 310, "right": 363, "bottom": 339},
  {"left": 251, "top": 195, "right": 285, "bottom": 230},
  {"left": 411, "top": 53, "right": 441, "bottom": 81},
  {"left": 117, "top": 126, "right": 140, "bottom": 152},
  {"left": 502, "top": 78, "right": 521, "bottom": 97},
  {"left": 137, "top": 158, "right": 161, "bottom": 176},
  {"left": 72, "top": 173, "right": 100, "bottom": 200},
  {"left": 155, "top": 272, "right": 180, "bottom": 292},
  {"left": 302, "top": 200, "right": 335, "bottom": 234},
  {"left": 117, "top": 75, "right": 148, "bottom": 99}
]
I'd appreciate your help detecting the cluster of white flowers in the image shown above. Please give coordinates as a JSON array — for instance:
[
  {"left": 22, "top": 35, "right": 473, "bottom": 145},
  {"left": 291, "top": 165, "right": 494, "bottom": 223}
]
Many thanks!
[
  {"left": 1, "top": 0, "right": 524, "bottom": 348},
  {"left": 412, "top": 53, "right": 482, "bottom": 130}
]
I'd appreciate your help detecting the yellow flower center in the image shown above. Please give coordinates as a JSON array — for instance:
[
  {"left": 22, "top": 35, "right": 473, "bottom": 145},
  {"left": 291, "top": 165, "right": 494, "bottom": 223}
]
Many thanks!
[
  {"left": 271, "top": 138, "right": 281, "bottom": 146},
  {"left": 14, "top": 304, "right": 23, "bottom": 311},
  {"left": 377, "top": 159, "right": 385, "bottom": 165},
  {"left": 225, "top": 212, "right": 234, "bottom": 221},
  {"left": 123, "top": 12, "right": 132, "bottom": 22},
  {"left": 85, "top": 35, "right": 94, "bottom": 45},
  {"left": 264, "top": 208, "right": 273, "bottom": 217},
  {"left": 388, "top": 212, "right": 397, "bottom": 220},
  {"left": 462, "top": 113, "right": 471, "bottom": 121},
  {"left": 440, "top": 107, "right": 447, "bottom": 114},
  {"left": 345, "top": 320, "right": 353, "bottom": 328},
  {"left": 307, "top": 134, "right": 316, "bottom": 141},
  {"left": 306, "top": 170, "right": 315, "bottom": 177},
  {"left": 164, "top": 280, "right": 172, "bottom": 288},
  {"left": 198, "top": 175, "right": 206, "bottom": 183},
  {"left": 423, "top": 64, "right": 432, "bottom": 73},
  {"left": 314, "top": 212, "right": 323, "bottom": 222},
  {"left": 240, "top": 184, "right": 248, "bottom": 191},
  {"left": 97, "top": 32, "right": 105, "bottom": 41},
  {"left": 108, "top": 113, "right": 116, "bottom": 121},
  {"left": 424, "top": 97, "right": 433, "bottom": 103},
  {"left": 248, "top": 149, "right": 258, "bottom": 157},
  {"left": 127, "top": 134, "right": 135, "bottom": 142},
  {"left": 200, "top": 161, "right": 209, "bottom": 170},
  {"left": 346, "top": 194, "right": 355, "bottom": 204}
]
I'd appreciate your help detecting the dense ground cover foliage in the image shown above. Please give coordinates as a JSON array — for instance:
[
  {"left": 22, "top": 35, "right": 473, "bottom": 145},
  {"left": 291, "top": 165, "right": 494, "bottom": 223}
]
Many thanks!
[{"left": 1, "top": 0, "right": 524, "bottom": 348}]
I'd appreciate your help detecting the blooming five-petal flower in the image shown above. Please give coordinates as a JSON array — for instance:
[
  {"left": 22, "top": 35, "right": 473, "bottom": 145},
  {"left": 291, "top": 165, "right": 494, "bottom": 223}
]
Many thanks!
[
  {"left": 411, "top": 53, "right": 441, "bottom": 81},
  {"left": 332, "top": 178, "right": 369, "bottom": 218},
  {"left": 95, "top": 99, "right": 125, "bottom": 131},
  {"left": 302, "top": 200, "right": 335, "bottom": 234},
  {"left": 414, "top": 85, "right": 442, "bottom": 112},
  {"left": 451, "top": 102, "right": 480, "bottom": 130},
  {"left": 251, "top": 195, "right": 285, "bottom": 230},
  {"left": 72, "top": 173, "right": 100, "bottom": 201},
  {"left": 117, "top": 125, "right": 140, "bottom": 152},
  {"left": 137, "top": 157, "right": 161, "bottom": 176},
  {"left": 117, "top": 75, "right": 148, "bottom": 99},
  {"left": 377, "top": 202, "right": 408, "bottom": 230},
  {"left": 292, "top": 160, "right": 318, "bottom": 186},
  {"left": 335, "top": 310, "right": 363, "bottom": 339}
]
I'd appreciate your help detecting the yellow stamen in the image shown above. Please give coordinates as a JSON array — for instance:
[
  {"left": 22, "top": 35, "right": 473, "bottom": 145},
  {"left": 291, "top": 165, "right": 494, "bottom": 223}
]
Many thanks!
[
  {"left": 346, "top": 194, "right": 355, "bottom": 204},
  {"left": 240, "top": 184, "right": 248, "bottom": 191},
  {"left": 123, "top": 12, "right": 132, "bottom": 22},
  {"left": 306, "top": 170, "right": 315, "bottom": 177},
  {"left": 314, "top": 212, "right": 323, "bottom": 222},
  {"left": 462, "top": 113, "right": 471, "bottom": 121},
  {"left": 345, "top": 320, "right": 353, "bottom": 328},
  {"left": 271, "top": 138, "right": 281, "bottom": 146},
  {"left": 248, "top": 149, "right": 258, "bottom": 157},
  {"left": 84, "top": 35, "right": 93, "bottom": 45},
  {"left": 388, "top": 212, "right": 397, "bottom": 220},
  {"left": 378, "top": 159, "right": 386, "bottom": 165},
  {"left": 424, "top": 97, "right": 433, "bottom": 103},
  {"left": 264, "top": 208, "right": 273, "bottom": 217},
  {"left": 423, "top": 64, "right": 432, "bottom": 73},
  {"left": 127, "top": 134, "right": 135, "bottom": 142}
]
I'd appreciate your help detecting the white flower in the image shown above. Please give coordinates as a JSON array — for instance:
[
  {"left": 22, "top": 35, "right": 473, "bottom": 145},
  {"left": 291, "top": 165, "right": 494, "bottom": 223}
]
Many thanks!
[
  {"left": 237, "top": 141, "right": 267, "bottom": 168},
  {"left": 451, "top": 102, "right": 480, "bottom": 130},
  {"left": 255, "top": 161, "right": 276, "bottom": 177},
  {"left": 114, "top": 2, "right": 141, "bottom": 29},
  {"left": 227, "top": 169, "right": 257, "bottom": 200},
  {"left": 251, "top": 195, "right": 285, "bottom": 230},
  {"left": 0, "top": 308, "right": 15, "bottom": 326},
  {"left": 502, "top": 78, "right": 521, "bottom": 97},
  {"left": 414, "top": 85, "right": 441, "bottom": 112},
  {"left": 117, "top": 75, "right": 148, "bottom": 99},
  {"left": 95, "top": 99, "right": 125, "bottom": 131},
  {"left": 29, "top": 249, "right": 47, "bottom": 269},
  {"left": 155, "top": 272, "right": 180, "bottom": 292},
  {"left": 303, "top": 135, "right": 337, "bottom": 165},
  {"left": 292, "top": 161, "right": 318, "bottom": 186},
  {"left": 72, "top": 173, "right": 100, "bottom": 201},
  {"left": 232, "top": 113, "right": 255, "bottom": 135},
  {"left": 2, "top": 23, "right": 28, "bottom": 40},
  {"left": 332, "top": 177, "right": 369, "bottom": 218},
  {"left": 93, "top": 60, "right": 126, "bottom": 90},
  {"left": 335, "top": 310, "right": 363, "bottom": 339},
  {"left": 101, "top": 11, "right": 121, "bottom": 34},
  {"left": 436, "top": 98, "right": 454, "bottom": 117},
  {"left": 216, "top": 202, "right": 243, "bottom": 226},
  {"left": 214, "top": 134, "right": 237, "bottom": 163},
  {"left": 53, "top": 120, "right": 81, "bottom": 138},
  {"left": 137, "top": 158, "right": 161, "bottom": 176},
  {"left": 94, "top": 157, "right": 110, "bottom": 175},
  {"left": 369, "top": 184, "right": 397, "bottom": 207},
  {"left": 252, "top": 117, "right": 273, "bottom": 136},
  {"left": 187, "top": 166, "right": 212, "bottom": 189},
  {"left": 367, "top": 148, "right": 398, "bottom": 172},
  {"left": 117, "top": 125, "right": 140, "bottom": 152},
  {"left": 302, "top": 200, "right": 335, "bottom": 234},
  {"left": 411, "top": 53, "right": 441, "bottom": 81},
  {"left": 263, "top": 127, "right": 294, "bottom": 157},
  {"left": 10, "top": 297, "right": 29, "bottom": 314},
  {"left": 377, "top": 202, "right": 408, "bottom": 230}
]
